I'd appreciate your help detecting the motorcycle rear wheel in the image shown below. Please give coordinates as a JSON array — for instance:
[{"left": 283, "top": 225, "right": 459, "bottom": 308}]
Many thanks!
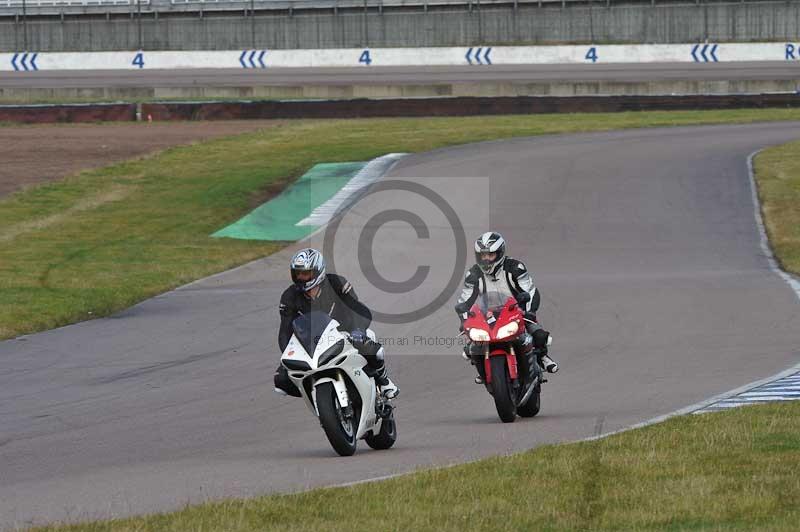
[
  {"left": 365, "top": 411, "right": 397, "bottom": 450},
  {"left": 517, "top": 383, "right": 541, "bottom": 418}
]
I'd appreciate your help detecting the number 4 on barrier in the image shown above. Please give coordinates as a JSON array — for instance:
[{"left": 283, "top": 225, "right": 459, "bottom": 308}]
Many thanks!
[
  {"left": 585, "top": 47, "right": 598, "bottom": 63},
  {"left": 359, "top": 49, "right": 372, "bottom": 66},
  {"left": 132, "top": 52, "right": 145, "bottom": 69}
]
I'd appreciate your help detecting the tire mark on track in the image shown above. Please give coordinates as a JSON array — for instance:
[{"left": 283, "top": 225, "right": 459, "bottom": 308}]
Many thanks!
[{"left": 89, "top": 343, "right": 248, "bottom": 385}]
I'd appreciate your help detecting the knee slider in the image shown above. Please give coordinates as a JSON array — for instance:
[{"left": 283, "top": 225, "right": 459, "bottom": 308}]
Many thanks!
[{"left": 274, "top": 366, "right": 289, "bottom": 385}]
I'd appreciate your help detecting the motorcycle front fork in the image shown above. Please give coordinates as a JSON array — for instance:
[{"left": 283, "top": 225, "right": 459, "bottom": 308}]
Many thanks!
[{"left": 483, "top": 345, "right": 544, "bottom": 387}]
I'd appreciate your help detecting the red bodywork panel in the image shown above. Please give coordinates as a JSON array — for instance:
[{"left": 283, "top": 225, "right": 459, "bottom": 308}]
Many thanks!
[{"left": 463, "top": 296, "right": 524, "bottom": 384}]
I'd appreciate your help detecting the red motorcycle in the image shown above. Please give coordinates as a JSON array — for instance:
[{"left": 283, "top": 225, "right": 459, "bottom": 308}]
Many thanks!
[{"left": 462, "top": 291, "right": 543, "bottom": 423}]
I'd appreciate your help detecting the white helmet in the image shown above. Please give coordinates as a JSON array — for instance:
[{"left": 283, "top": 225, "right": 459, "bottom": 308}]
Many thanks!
[
  {"left": 474, "top": 231, "right": 506, "bottom": 275},
  {"left": 290, "top": 248, "right": 326, "bottom": 292}
]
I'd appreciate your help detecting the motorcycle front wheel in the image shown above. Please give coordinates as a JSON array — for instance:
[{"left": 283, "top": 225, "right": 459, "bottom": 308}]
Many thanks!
[
  {"left": 316, "top": 382, "right": 358, "bottom": 456},
  {"left": 490, "top": 356, "right": 517, "bottom": 423}
]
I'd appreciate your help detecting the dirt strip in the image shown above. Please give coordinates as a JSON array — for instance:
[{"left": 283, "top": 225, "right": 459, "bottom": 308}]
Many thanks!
[{"left": 0, "top": 121, "right": 277, "bottom": 198}]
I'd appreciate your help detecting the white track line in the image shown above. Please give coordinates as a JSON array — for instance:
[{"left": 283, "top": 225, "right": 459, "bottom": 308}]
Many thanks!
[
  {"left": 296, "top": 153, "right": 407, "bottom": 227},
  {"left": 178, "top": 153, "right": 407, "bottom": 289},
  {"left": 746, "top": 149, "right": 800, "bottom": 302},
  {"left": 582, "top": 363, "right": 800, "bottom": 440},
  {"left": 587, "top": 150, "right": 800, "bottom": 429}
]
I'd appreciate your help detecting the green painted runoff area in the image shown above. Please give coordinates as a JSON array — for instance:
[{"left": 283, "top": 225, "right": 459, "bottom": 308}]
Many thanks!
[{"left": 212, "top": 162, "right": 366, "bottom": 241}]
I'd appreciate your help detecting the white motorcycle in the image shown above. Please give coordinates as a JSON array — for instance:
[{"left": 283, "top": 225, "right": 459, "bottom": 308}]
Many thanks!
[{"left": 280, "top": 311, "right": 397, "bottom": 456}]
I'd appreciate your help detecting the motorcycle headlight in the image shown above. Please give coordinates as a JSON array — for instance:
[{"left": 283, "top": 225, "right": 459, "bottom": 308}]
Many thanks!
[
  {"left": 282, "top": 359, "right": 311, "bottom": 371},
  {"left": 317, "top": 339, "right": 345, "bottom": 366},
  {"left": 496, "top": 321, "right": 519, "bottom": 340},
  {"left": 469, "top": 328, "right": 491, "bottom": 342}
]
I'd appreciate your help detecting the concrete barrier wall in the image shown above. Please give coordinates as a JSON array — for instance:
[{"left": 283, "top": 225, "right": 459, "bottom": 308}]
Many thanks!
[
  {"left": 2, "top": 42, "right": 797, "bottom": 71},
  {"left": 1, "top": 2, "right": 799, "bottom": 52}
]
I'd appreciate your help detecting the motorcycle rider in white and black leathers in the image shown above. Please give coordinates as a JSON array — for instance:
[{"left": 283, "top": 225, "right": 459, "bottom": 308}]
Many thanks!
[
  {"left": 273, "top": 248, "right": 399, "bottom": 399},
  {"left": 455, "top": 232, "right": 559, "bottom": 384}
]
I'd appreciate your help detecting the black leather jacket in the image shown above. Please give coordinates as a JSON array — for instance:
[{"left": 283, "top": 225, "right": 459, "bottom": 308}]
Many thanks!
[{"left": 278, "top": 274, "right": 371, "bottom": 351}]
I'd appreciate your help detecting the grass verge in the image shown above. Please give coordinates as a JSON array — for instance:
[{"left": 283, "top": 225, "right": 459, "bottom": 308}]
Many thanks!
[
  {"left": 754, "top": 142, "right": 800, "bottom": 276},
  {"left": 34, "top": 401, "right": 800, "bottom": 531},
  {"left": 2, "top": 108, "right": 800, "bottom": 340}
]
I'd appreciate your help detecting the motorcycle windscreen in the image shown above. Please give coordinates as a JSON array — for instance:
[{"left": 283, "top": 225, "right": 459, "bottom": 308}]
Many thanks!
[
  {"left": 480, "top": 290, "right": 511, "bottom": 315},
  {"left": 292, "top": 311, "right": 334, "bottom": 357}
]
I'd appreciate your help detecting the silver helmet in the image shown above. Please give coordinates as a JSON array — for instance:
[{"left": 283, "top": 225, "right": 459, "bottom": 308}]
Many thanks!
[
  {"left": 290, "top": 248, "right": 326, "bottom": 292},
  {"left": 474, "top": 231, "right": 506, "bottom": 275}
]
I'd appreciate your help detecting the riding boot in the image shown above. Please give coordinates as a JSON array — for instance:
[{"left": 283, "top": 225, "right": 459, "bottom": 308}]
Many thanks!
[
  {"left": 536, "top": 347, "right": 559, "bottom": 373},
  {"left": 470, "top": 353, "right": 487, "bottom": 384},
  {"left": 351, "top": 330, "right": 399, "bottom": 399},
  {"left": 372, "top": 362, "right": 399, "bottom": 399}
]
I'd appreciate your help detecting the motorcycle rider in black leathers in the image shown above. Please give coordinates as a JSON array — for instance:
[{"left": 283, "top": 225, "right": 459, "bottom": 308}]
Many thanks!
[
  {"left": 456, "top": 232, "right": 559, "bottom": 384},
  {"left": 273, "top": 248, "right": 399, "bottom": 399}
]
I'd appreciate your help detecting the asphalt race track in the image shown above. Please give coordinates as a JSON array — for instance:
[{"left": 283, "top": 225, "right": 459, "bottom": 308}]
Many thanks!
[
  {"left": 0, "top": 62, "right": 795, "bottom": 88},
  {"left": 1, "top": 122, "right": 800, "bottom": 529}
]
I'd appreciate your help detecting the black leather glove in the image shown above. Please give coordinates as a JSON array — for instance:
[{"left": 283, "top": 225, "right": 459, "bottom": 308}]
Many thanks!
[
  {"left": 349, "top": 329, "right": 381, "bottom": 358},
  {"left": 515, "top": 292, "right": 531, "bottom": 306},
  {"left": 454, "top": 301, "right": 471, "bottom": 315},
  {"left": 349, "top": 328, "right": 367, "bottom": 347}
]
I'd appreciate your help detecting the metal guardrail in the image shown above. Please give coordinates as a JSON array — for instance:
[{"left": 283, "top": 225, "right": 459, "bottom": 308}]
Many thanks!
[
  {"left": 0, "top": 0, "right": 145, "bottom": 6},
  {"left": 0, "top": 0, "right": 734, "bottom": 8},
  {"left": 0, "top": 0, "right": 612, "bottom": 22},
  {"left": 0, "top": 0, "right": 786, "bottom": 13},
  {"left": 165, "top": 0, "right": 632, "bottom": 4},
  {"left": 0, "top": 0, "right": 788, "bottom": 53}
]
